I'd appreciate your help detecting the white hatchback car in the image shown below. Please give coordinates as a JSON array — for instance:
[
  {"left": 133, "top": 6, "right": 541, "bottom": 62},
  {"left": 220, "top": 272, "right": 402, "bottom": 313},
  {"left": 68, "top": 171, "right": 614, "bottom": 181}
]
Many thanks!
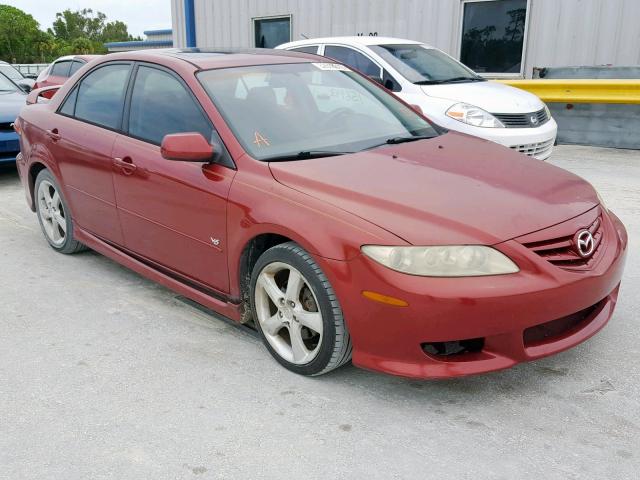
[{"left": 277, "top": 36, "right": 558, "bottom": 160}]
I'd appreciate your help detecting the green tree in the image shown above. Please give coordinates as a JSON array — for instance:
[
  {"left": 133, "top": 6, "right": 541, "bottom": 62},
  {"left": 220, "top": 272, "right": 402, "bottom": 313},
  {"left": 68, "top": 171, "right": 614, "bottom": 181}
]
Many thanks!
[
  {"left": 0, "top": 4, "right": 42, "bottom": 63},
  {"left": 50, "top": 8, "right": 107, "bottom": 42}
]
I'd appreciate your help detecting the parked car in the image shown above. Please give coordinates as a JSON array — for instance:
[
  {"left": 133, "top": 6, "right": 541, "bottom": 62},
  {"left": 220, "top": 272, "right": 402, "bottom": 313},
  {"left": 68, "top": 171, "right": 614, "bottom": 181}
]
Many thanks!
[
  {"left": 0, "top": 72, "right": 26, "bottom": 163},
  {"left": 0, "top": 60, "right": 35, "bottom": 92},
  {"left": 33, "top": 55, "right": 101, "bottom": 90},
  {"left": 15, "top": 49, "right": 626, "bottom": 378},
  {"left": 277, "top": 37, "right": 558, "bottom": 160}
]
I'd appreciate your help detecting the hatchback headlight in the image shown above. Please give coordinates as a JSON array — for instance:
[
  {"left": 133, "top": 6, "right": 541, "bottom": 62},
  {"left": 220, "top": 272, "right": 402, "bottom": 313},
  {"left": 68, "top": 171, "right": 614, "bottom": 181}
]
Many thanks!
[
  {"left": 361, "top": 245, "right": 519, "bottom": 277},
  {"left": 446, "top": 102, "right": 504, "bottom": 128}
]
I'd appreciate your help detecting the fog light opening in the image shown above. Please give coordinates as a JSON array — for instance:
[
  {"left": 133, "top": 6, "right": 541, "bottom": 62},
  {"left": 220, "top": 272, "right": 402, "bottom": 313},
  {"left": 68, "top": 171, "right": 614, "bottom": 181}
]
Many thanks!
[{"left": 422, "top": 338, "right": 485, "bottom": 357}]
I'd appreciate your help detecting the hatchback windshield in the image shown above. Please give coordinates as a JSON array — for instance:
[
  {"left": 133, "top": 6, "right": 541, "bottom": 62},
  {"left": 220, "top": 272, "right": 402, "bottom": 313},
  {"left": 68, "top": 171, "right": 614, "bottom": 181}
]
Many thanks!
[
  {"left": 0, "top": 72, "right": 19, "bottom": 93},
  {"left": 198, "top": 62, "right": 438, "bottom": 160},
  {"left": 370, "top": 44, "right": 485, "bottom": 84}
]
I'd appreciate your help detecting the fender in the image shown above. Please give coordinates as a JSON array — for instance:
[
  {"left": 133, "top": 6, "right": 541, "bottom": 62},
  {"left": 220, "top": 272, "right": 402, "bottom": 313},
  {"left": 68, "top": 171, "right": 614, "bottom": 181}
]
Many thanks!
[{"left": 225, "top": 160, "right": 407, "bottom": 299}]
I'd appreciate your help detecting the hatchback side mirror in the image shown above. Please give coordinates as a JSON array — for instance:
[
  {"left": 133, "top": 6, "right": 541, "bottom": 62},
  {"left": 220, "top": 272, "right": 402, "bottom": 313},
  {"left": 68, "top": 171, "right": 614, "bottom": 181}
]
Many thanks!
[{"left": 160, "top": 132, "right": 214, "bottom": 162}]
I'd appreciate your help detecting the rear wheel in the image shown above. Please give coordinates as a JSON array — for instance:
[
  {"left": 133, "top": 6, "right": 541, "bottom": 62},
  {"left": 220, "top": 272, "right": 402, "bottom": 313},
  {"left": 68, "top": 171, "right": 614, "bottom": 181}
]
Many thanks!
[
  {"left": 35, "top": 169, "right": 86, "bottom": 254},
  {"left": 250, "top": 242, "right": 352, "bottom": 376}
]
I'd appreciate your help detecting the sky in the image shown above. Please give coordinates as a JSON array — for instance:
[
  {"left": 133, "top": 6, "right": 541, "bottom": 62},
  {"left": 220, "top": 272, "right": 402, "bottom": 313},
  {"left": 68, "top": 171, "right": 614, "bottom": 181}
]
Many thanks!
[{"left": 2, "top": 0, "right": 172, "bottom": 38}]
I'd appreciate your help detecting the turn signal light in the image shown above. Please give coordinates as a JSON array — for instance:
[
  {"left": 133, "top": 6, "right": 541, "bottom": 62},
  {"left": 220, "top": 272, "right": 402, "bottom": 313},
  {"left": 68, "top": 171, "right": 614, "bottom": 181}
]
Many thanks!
[{"left": 361, "top": 290, "right": 409, "bottom": 307}]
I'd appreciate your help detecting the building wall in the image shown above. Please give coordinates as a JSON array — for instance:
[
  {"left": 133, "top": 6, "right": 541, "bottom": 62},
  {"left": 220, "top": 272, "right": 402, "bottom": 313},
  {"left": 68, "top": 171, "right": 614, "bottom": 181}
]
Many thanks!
[{"left": 171, "top": 0, "right": 640, "bottom": 77}]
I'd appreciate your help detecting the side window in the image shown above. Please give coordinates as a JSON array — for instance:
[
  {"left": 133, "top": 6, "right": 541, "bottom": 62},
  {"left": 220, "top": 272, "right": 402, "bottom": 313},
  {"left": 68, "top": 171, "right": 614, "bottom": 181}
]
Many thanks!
[
  {"left": 323, "top": 46, "right": 381, "bottom": 77},
  {"left": 58, "top": 87, "right": 78, "bottom": 116},
  {"left": 128, "top": 65, "right": 212, "bottom": 145},
  {"left": 74, "top": 64, "right": 131, "bottom": 129},
  {"left": 69, "top": 60, "right": 85, "bottom": 76},
  {"left": 51, "top": 60, "right": 72, "bottom": 78},
  {"left": 289, "top": 45, "right": 318, "bottom": 54}
]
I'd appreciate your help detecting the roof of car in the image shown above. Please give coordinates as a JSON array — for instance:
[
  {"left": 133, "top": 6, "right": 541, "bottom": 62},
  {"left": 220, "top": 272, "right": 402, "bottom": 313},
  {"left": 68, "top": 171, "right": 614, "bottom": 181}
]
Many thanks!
[
  {"left": 54, "top": 54, "right": 102, "bottom": 62},
  {"left": 278, "top": 36, "right": 427, "bottom": 48},
  {"left": 103, "top": 48, "right": 323, "bottom": 70}
]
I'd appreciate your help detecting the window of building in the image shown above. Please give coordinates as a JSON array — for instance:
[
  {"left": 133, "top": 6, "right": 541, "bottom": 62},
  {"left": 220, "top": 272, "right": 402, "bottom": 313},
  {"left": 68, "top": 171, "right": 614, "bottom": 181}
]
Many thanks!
[
  {"left": 73, "top": 64, "right": 131, "bottom": 130},
  {"left": 460, "top": 0, "right": 528, "bottom": 75},
  {"left": 128, "top": 66, "right": 212, "bottom": 145},
  {"left": 254, "top": 16, "right": 291, "bottom": 48}
]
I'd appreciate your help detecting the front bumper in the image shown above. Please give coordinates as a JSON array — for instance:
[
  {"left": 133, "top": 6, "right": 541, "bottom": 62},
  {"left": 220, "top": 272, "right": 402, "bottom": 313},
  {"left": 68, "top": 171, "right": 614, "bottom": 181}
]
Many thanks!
[
  {"left": 436, "top": 115, "right": 558, "bottom": 160},
  {"left": 319, "top": 209, "right": 627, "bottom": 379}
]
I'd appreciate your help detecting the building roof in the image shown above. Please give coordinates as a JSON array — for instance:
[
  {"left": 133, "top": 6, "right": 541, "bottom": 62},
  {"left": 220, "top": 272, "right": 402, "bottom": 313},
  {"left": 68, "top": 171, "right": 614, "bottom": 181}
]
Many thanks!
[{"left": 143, "top": 29, "right": 173, "bottom": 35}]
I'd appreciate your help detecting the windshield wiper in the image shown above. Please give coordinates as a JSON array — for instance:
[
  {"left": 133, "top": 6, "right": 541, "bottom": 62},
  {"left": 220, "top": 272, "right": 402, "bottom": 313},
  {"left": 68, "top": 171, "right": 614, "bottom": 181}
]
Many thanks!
[
  {"left": 414, "top": 76, "right": 485, "bottom": 85},
  {"left": 262, "top": 150, "right": 353, "bottom": 162},
  {"left": 385, "top": 135, "right": 436, "bottom": 145}
]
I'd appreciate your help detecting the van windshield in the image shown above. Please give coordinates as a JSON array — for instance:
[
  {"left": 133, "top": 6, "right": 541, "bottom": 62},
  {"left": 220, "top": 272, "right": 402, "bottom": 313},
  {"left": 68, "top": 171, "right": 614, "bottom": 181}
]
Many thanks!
[
  {"left": 198, "top": 62, "right": 439, "bottom": 161},
  {"left": 370, "top": 44, "right": 485, "bottom": 84}
]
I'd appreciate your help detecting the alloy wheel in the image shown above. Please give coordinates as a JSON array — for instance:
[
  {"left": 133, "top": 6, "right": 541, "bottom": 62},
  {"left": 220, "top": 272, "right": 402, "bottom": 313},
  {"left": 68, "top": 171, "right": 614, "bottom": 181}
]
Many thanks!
[
  {"left": 37, "top": 180, "right": 67, "bottom": 246},
  {"left": 254, "top": 262, "right": 324, "bottom": 365}
]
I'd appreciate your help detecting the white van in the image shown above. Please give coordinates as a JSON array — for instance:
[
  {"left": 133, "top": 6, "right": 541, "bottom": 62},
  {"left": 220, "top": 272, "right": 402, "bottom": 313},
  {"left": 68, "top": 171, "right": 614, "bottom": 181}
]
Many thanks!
[{"left": 277, "top": 36, "right": 557, "bottom": 160}]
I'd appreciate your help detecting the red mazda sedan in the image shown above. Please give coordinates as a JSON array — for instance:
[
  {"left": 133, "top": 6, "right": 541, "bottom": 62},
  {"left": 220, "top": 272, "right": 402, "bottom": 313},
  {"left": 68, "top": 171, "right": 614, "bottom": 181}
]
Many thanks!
[{"left": 14, "top": 49, "right": 627, "bottom": 378}]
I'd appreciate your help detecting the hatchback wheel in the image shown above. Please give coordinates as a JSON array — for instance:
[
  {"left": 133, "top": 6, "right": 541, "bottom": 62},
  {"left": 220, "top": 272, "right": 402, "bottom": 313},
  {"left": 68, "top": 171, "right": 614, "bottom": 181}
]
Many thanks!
[
  {"left": 35, "top": 169, "right": 86, "bottom": 254},
  {"left": 250, "top": 242, "right": 352, "bottom": 376}
]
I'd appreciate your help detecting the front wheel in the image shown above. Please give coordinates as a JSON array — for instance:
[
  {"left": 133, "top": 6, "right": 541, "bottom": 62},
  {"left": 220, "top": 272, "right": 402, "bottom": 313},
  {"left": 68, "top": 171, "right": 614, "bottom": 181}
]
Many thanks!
[{"left": 250, "top": 242, "right": 352, "bottom": 376}]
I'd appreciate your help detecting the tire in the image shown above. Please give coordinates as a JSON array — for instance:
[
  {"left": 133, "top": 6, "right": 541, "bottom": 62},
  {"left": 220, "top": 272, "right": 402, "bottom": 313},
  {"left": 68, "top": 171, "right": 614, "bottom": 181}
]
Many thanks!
[
  {"left": 34, "top": 169, "right": 87, "bottom": 254},
  {"left": 250, "top": 241, "right": 352, "bottom": 376}
]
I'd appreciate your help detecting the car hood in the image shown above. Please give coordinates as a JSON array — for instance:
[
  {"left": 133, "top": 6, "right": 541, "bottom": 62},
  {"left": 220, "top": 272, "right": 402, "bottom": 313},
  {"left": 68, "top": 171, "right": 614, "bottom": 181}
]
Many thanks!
[
  {"left": 420, "top": 80, "right": 544, "bottom": 114},
  {"left": 268, "top": 132, "right": 599, "bottom": 245},
  {"left": 0, "top": 90, "right": 27, "bottom": 123}
]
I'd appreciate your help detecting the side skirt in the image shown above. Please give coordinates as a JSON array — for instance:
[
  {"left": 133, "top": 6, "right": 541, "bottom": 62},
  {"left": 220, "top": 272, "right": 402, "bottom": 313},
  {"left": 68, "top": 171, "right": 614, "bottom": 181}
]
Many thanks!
[{"left": 73, "top": 225, "right": 242, "bottom": 322}]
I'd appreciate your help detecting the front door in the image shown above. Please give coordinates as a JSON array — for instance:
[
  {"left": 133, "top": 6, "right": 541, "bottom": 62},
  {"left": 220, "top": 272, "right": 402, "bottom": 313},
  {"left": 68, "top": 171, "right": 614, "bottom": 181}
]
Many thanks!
[{"left": 112, "top": 64, "right": 235, "bottom": 293}]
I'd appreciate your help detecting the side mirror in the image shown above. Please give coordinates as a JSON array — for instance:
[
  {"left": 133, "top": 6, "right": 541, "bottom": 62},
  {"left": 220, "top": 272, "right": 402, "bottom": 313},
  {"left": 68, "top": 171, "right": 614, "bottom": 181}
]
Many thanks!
[{"left": 160, "top": 132, "right": 214, "bottom": 162}]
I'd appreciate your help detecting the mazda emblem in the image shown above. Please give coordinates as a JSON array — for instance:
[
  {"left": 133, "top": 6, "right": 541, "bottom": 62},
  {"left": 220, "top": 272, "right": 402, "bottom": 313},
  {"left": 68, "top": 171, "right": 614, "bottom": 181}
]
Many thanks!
[
  {"left": 530, "top": 115, "right": 539, "bottom": 125},
  {"left": 575, "top": 230, "right": 595, "bottom": 258}
]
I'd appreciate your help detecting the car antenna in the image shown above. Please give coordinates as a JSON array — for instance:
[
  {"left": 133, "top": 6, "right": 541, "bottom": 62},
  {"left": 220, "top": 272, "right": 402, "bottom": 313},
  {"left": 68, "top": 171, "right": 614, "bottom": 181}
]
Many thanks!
[{"left": 300, "top": 33, "right": 309, "bottom": 39}]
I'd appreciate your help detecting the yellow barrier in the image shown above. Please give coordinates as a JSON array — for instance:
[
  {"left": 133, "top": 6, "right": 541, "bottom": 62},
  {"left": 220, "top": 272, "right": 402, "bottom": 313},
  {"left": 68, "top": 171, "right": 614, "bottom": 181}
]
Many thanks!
[{"left": 493, "top": 79, "right": 640, "bottom": 104}]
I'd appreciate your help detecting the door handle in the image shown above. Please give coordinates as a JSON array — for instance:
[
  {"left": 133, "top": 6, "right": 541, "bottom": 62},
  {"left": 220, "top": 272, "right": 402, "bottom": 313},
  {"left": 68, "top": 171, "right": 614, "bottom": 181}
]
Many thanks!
[
  {"left": 113, "top": 156, "right": 137, "bottom": 175},
  {"left": 46, "top": 128, "right": 61, "bottom": 141}
]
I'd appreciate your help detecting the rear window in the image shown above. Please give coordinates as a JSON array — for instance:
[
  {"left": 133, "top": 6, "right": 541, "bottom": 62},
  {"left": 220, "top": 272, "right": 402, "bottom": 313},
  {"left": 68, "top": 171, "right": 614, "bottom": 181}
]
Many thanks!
[{"left": 51, "top": 60, "right": 72, "bottom": 78}]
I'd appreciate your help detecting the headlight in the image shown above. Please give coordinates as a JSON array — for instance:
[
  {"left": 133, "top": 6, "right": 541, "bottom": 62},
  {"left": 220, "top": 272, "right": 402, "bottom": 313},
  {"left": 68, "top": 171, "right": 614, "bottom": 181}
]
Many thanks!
[
  {"left": 445, "top": 102, "right": 504, "bottom": 128},
  {"left": 361, "top": 245, "right": 519, "bottom": 277},
  {"left": 543, "top": 103, "right": 552, "bottom": 119}
]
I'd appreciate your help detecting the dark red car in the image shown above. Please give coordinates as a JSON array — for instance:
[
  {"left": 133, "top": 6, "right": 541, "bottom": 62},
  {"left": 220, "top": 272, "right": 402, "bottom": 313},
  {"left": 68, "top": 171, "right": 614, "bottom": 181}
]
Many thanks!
[
  {"left": 14, "top": 49, "right": 627, "bottom": 378},
  {"left": 33, "top": 55, "right": 101, "bottom": 90}
]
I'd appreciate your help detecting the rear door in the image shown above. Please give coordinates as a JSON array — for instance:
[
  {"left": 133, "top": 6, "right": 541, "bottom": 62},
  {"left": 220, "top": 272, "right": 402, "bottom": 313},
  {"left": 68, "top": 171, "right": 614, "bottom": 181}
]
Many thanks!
[
  {"left": 111, "top": 63, "right": 235, "bottom": 293},
  {"left": 52, "top": 62, "right": 133, "bottom": 244}
]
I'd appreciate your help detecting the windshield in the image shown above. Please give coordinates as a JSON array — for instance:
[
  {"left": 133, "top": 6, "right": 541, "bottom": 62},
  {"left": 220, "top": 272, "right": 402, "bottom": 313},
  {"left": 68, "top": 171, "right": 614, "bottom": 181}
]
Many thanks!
[
  {"left": 370, "top": 44, "right": 484, "bottom": 84},
  {"left": 0, "top": 72, "right": 19, "bottom": 92},
  {"left": 198, "top": 62, "right": 438, "bottom": 161},
  {"left": 0, "top": 64, "right": 23, "bottom": 81}
]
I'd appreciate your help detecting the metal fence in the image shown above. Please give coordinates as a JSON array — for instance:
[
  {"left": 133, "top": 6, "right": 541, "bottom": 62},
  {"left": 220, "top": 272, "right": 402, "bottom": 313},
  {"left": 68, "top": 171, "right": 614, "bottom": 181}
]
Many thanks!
[{"left": 12, "top": 63, "right": 49, "bottom": 76}]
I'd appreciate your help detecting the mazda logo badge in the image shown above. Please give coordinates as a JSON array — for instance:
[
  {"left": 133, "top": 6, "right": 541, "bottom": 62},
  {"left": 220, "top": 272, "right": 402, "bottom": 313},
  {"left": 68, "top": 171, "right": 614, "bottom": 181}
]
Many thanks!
[
  {"left": 530, "top": 115, "right": 538, "bottom": 125},
  {"left": 575, "top": 230, "right": 595, "bottom": 258}
]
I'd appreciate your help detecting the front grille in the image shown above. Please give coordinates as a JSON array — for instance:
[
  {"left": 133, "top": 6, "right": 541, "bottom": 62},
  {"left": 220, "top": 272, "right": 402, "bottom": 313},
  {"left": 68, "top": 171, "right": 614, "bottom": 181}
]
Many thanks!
[
  {"left": 510, "top": 139, "right": 554, "bottom": 158},
  {"left": 493, "top": 108, "right": 549, "bottom": 128},
  {"left": 523, "top": 298, "right": 606, "bottom": 347},
  {"left": 521, "top": 215, "right": 604, "bottom": 271}
]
